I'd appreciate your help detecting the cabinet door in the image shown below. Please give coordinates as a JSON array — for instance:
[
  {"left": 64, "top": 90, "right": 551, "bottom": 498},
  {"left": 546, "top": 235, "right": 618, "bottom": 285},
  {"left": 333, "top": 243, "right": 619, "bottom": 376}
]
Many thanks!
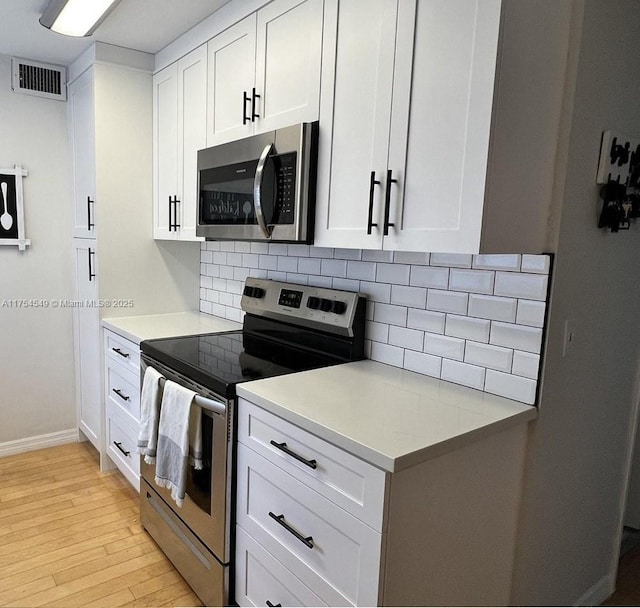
[
  {"left": 384, "top": 0, "right": 502, "bottom": 253},
  {"left": 69, "top": 69, "right": 96, "bottom": 239},
  {"left": 177, "top": 45, "right": 207, "bottom": 241},
  {"left": 73, "top": 239, "right": 101, "bottom": 451},
  {"left": 254, "top": 0, "right": 323, "bottom": 133},
  {"left": 153, "top": 63, "right": 179, "bottom": 240},
  {"left": 314, "top": 0, "right": 398, "bottom": 250},
  {"left": 206, "top": 15, "right": 256, "bottom": 146}
]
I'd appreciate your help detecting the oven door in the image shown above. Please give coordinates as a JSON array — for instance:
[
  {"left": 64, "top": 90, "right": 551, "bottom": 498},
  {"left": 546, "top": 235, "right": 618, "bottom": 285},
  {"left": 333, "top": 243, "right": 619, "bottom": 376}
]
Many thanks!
[{"left": 139, "top": 355, "right": 234, "bottom": 563}]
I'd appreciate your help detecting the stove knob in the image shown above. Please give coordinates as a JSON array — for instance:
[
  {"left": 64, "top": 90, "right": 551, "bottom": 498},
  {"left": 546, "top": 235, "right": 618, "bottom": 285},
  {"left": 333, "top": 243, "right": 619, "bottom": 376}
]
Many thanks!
[
  {"left": 243, "top": 286, "right": 265, "bottom": 299},
  {"left": 330, "top": 300, "right": 347, "bottom": 315},
  {"left": 319, "top": 298, "right": 333, "bottom": 312},
  {"left": 307, "top": 296, "right": 321, "bottom": 310}
]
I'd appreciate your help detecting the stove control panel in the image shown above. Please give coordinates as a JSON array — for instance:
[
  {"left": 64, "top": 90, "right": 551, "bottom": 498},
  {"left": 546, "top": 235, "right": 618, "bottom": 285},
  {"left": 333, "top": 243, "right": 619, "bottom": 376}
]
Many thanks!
[{"left": 241, "top": 278, "right": 364, "bottom": 337}]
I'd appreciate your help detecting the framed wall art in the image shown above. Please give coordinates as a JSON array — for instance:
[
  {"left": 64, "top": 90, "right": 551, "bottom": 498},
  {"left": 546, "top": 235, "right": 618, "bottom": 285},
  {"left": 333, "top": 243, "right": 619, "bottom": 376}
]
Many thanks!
[{"left": 0, "top": 164, "right": 30, "bottom": 250}]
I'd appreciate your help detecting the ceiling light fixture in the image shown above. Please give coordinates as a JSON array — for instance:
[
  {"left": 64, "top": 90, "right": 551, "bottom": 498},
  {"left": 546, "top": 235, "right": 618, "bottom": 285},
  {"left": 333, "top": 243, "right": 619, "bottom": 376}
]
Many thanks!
[{"left": 39, "top": 0, "right": 122, "bottom": 37}]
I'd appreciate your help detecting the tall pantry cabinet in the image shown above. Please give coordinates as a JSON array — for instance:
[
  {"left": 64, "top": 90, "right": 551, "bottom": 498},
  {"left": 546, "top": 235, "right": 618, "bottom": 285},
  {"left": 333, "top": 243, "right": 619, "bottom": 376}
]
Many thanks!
[{"left": 68, "top": 43, "right": 200, "bottom": 468}]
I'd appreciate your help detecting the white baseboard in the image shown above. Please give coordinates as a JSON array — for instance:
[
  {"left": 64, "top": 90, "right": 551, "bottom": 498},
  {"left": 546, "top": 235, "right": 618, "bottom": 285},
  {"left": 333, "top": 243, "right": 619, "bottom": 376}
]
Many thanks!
[
  {"left": 0, "top": 429, "right": 78, "bottom": 458},
  {"left": 575, "top": 572, "right": 616, "bottom": 606}
]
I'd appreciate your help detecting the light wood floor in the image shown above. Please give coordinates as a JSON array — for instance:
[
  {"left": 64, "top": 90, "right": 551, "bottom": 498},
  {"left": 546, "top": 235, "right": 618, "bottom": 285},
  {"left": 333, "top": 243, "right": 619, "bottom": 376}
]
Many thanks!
[{"left": 0, "top": 441, "right": 202, "bottom": 607}]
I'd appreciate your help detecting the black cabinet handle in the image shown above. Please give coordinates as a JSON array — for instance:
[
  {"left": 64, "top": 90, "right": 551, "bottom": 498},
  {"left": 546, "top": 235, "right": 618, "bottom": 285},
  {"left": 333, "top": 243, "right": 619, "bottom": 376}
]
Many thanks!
[
  {"left": 270, "top": 440, "right": 317, "bottom": 469},
  {"left": 168, "top": 195, "right": 173, "bottom": 231},
  {"left": 266, "top": 602, "right": 282, "bottom": 607},
  {"left": 251, "top": 87, "right": 260, "bottom": 121},
  {"left": 87, "top": 196, "right": 95, "bottom": 230},
  {"left": 268, "top": 512, "right": 314, "bottom": 549},
  {"left": 111, "top": 347, "right": 130, "bottom": 359},
  {"left": 168, "top": 196, "right": 180, "bottom": 231},
  {"left": 243, "top": 91, "right": 251, "bottom": 125},
  {"left": 113, "top": 441, "right": 130, "bottom": 457},
  {"left": 383, "top": 169, "right": 397, "bottom": 236},
  {"left": 367, "top": 171, "right": 381, "bottom": 234},
  {"left": 112, "top": 388, "right": 130, "bottom": 402},
  {"left": 88, "top": 248, "right": 96, "bottom": 282}
]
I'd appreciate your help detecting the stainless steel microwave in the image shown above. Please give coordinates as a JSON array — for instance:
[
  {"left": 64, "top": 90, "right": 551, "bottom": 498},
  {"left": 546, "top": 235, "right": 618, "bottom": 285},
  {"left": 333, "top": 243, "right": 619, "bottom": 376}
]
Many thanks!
[{"left": 196, "top": 122, "right": 318, "bottom": 243}]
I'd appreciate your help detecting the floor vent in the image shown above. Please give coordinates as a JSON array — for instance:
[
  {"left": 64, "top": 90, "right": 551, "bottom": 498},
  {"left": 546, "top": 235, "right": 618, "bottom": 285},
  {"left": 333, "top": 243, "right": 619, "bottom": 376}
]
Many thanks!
[{"left": 11, "top": 58, "right": 67, "bottom": 101}]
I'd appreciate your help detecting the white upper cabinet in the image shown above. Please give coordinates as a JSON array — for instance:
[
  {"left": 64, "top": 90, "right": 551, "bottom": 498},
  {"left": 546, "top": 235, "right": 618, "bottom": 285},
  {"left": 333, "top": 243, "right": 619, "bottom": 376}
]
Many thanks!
[
  {"left": 153, "top": 45, "right": 206, "bottom": 241},
  {"left": 206, "top": 0, "right": 323, "bottom": 147},
  {"left": 315, "top": 0, "right": 503, "bottom": 253},
  {"left": 69, "top": 69, "right": 97, "bottom": 239}
]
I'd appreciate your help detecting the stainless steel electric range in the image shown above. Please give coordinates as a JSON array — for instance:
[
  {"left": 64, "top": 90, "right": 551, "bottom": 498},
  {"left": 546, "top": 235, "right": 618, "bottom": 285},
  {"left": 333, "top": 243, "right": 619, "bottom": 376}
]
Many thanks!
[{"left": 139, "top": 277, "right": 366, "bottom": 606}]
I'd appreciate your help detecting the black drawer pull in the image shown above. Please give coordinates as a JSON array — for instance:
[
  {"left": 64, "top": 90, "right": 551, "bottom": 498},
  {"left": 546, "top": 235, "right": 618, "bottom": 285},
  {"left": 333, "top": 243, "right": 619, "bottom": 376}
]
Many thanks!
[
  {"left": 266, "top": 602, "right": 281, "bottom": 607},
  {"left": 367, "top": 170, "right": 380, "bottom": 234},
  {"left": 269, "top": 441, "right": 317, "bottom": 469},
  {"left": 111, "top": 347, "right": 130, "bottom": 359},
  {"left": 113, "top": 441, "right": 130, "bottom": 457},
  {"left": 268, "top": 512, "right": 314, "bottom": 549},
  {"left": 112, "top": 388, "right": 130, "bottom": 402}
]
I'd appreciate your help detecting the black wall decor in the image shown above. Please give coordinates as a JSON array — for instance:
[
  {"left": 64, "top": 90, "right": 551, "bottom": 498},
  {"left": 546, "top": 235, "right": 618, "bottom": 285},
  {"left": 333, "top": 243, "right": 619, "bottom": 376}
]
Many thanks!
[{"left": 0, "top": 164, "right": 30, "bottom": 250}]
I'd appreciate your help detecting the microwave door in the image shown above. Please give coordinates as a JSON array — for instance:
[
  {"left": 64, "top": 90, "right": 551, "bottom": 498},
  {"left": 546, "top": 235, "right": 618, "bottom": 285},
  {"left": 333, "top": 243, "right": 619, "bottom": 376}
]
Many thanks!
[{"left": 254, "top": 143, "right": 277, "bottom": 239}]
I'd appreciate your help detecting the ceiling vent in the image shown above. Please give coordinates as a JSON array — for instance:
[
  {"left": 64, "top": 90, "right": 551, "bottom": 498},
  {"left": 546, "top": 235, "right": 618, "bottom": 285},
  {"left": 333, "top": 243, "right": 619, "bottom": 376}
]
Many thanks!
[{"left": 11, "top": 58, "right": 67, "bottom": 101}]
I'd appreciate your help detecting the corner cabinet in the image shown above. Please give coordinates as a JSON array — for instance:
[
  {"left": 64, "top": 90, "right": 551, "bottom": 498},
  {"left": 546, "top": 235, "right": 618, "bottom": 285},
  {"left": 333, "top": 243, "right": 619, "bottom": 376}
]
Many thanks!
[
  {"left": 153, "top": 45, "right": 206, "bottom": 241},
  {"left": 206, "top": 0, "right": 324, "bottom": 146},
  {"left": 314, "top": 0, "right": 503, "bottom": 253}
]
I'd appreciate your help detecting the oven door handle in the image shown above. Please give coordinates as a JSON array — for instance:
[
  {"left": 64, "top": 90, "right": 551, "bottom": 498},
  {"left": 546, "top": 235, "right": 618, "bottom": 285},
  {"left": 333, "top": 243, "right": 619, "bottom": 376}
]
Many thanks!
[
  {"left": 254, "top": 142, "right": 274, "bottom": 239},
  {"left": 158, "top": 377, "right": 226, "bottom": 416}
]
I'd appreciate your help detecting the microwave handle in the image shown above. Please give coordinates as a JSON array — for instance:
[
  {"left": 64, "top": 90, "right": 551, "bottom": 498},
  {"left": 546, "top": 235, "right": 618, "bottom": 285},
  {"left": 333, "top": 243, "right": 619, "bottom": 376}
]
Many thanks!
[{"left": 254, "top": 143, "right": 274, "bottom": 239}]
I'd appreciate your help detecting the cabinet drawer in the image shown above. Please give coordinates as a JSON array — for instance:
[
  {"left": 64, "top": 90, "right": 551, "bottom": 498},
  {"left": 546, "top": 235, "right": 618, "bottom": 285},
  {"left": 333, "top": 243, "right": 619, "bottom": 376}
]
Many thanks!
[
  {"left": 237, "top": 445, "right": 381, "bottom": 607},
  {"left": 104, "top": 330, "right": 140, "bottom": 374},
  {"left": 106, "top": 401, "right": 140, "bottom": 490},
  {"left": 106, "top": 365, "right": 140, "bottom": 421},
  {"left": 235, "top": 526, "right": 328, "bottom": 608},
  {"left": 238, "top": 399, "right": 386, "bottom": 531}
]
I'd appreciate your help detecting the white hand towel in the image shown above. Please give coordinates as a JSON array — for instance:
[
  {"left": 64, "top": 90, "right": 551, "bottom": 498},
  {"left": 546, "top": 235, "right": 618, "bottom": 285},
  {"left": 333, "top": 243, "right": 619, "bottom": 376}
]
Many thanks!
[
  {"left": 154, "top": 380, "right": 199, "bottom": 507},
  {"left": 137, "top": 366, "right": 163, "bottom": 465}
]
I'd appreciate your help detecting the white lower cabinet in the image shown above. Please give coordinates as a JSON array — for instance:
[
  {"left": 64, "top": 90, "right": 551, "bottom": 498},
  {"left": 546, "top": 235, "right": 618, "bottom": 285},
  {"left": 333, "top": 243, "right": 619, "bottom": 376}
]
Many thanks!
[
  {"left": 236, "top": 397, "right": 529, "bottom": 606},
  {"left": 103, "top": 328, "right": 141, "bottom": 491}
]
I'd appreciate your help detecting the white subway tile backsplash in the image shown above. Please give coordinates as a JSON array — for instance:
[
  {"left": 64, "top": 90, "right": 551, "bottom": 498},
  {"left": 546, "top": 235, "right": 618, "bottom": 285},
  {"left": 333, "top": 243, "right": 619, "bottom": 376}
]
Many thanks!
[
  {"left": 298, "top": 257, "right": 322, "bottom": 275},
  {"left": 445, "top": 315, "right": 490, "bottom": 343},
  {"left": 370, "top": 341, "right": 405, "bottom": 368},
  {"left": 521, "top": 254, "right": 551, "bottom": 274},
  {"left": 427, "top": 289, "right": 468, "bottom": 315},
  {"left": 485, "top": 370, "right": 537, "bottom": 404},
  {"left": 449, "top": 269, "right": 495, "bottom": 294},
  {"left": 468, "top": 294, "right": 517, "bottom": 322},
  {"left": 200, "top": 244, "right": 551, "bottom": 405},
  {"left": 377, "top": 263, "right": 410, "bottom": 284},
  {"left": 472, "top": 254, "right": 521, "bottom": 272},
  {"left": 360, "top": 281, "right": 391, "bottom": 303},
  {"left": 407, "top": 309, "right": 446, "bottom": 334},
  {"left": 430, "top": 253, "right": 472, "bottom": 268},
  {"left": 490, "top": 322, "right": 543, "bottom": 354},
  {"left": 424, "top": 333, "right": 465, "bottom": 361},
  {"left": 389, "top": 326, "right": 424, "bottom": 351},
  {"left": 512, "top": 351, "right": 540, "bottom": 380},
  {"left": 404, "top": 350, "right": 442, "bottom": 378},
  {"left": 391, "top": 285, "right": 427, "bottom": 308},
  {"left": 347, "top": 261, "right": 377, "bottom": 281},
  {"left": 374, "top": 303, "right": 408, "bottom": 326},
  {"left": 362, "top": 250, "right": 393, "bottom": 263},
  {"left": 516, "top": 300, "right": 546, "bottom": 328},
  {"left": 464, "top": 342, "right": 513, "bottom": 372},
  {"left": 441, "top": 359, "right": 486, "bottom": 390},
  {"left": 410, "top": 266, "right": 449, "bottom": 289},
  {"left": 494, "top": 272, "right": 548, "bottom": 301},
  {"left": 394, "top": 251, "right": 430, "bottom": 265},
  {"left": 321, "top": 258, "right": 347, "bottom": 278}
]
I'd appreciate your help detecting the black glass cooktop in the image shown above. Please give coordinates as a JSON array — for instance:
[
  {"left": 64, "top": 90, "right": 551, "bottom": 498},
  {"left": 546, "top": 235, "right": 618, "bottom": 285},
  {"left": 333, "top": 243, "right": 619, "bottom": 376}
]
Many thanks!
[{"left": 141, "top": 330, "right": 348, "bottom": 397}]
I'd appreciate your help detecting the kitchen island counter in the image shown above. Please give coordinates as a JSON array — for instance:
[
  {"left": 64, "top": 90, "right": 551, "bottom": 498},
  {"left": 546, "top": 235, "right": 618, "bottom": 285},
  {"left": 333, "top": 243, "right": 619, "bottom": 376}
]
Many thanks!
[{"left": 237, "top": 359, "right": 536, "bottom": 473}]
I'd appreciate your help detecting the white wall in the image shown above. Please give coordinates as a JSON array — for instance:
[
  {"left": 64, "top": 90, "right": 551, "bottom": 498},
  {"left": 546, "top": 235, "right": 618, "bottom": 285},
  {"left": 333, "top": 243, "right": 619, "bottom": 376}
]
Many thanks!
[
  {"left": 511, "top": 1, "right": 640, "bottom": 604},
  {"left": 0, "top": 56, "right": 76, "bottom": 443}
]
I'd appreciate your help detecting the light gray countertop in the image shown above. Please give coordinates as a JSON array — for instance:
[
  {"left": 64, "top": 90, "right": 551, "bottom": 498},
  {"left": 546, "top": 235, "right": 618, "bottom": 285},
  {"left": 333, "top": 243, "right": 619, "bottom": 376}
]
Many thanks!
[
  {"left": 237, "top": 359, "right": 537, "bottom": 473},
  {"left": 102, "top": 311, "right": 241, "bottom": 345}
]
